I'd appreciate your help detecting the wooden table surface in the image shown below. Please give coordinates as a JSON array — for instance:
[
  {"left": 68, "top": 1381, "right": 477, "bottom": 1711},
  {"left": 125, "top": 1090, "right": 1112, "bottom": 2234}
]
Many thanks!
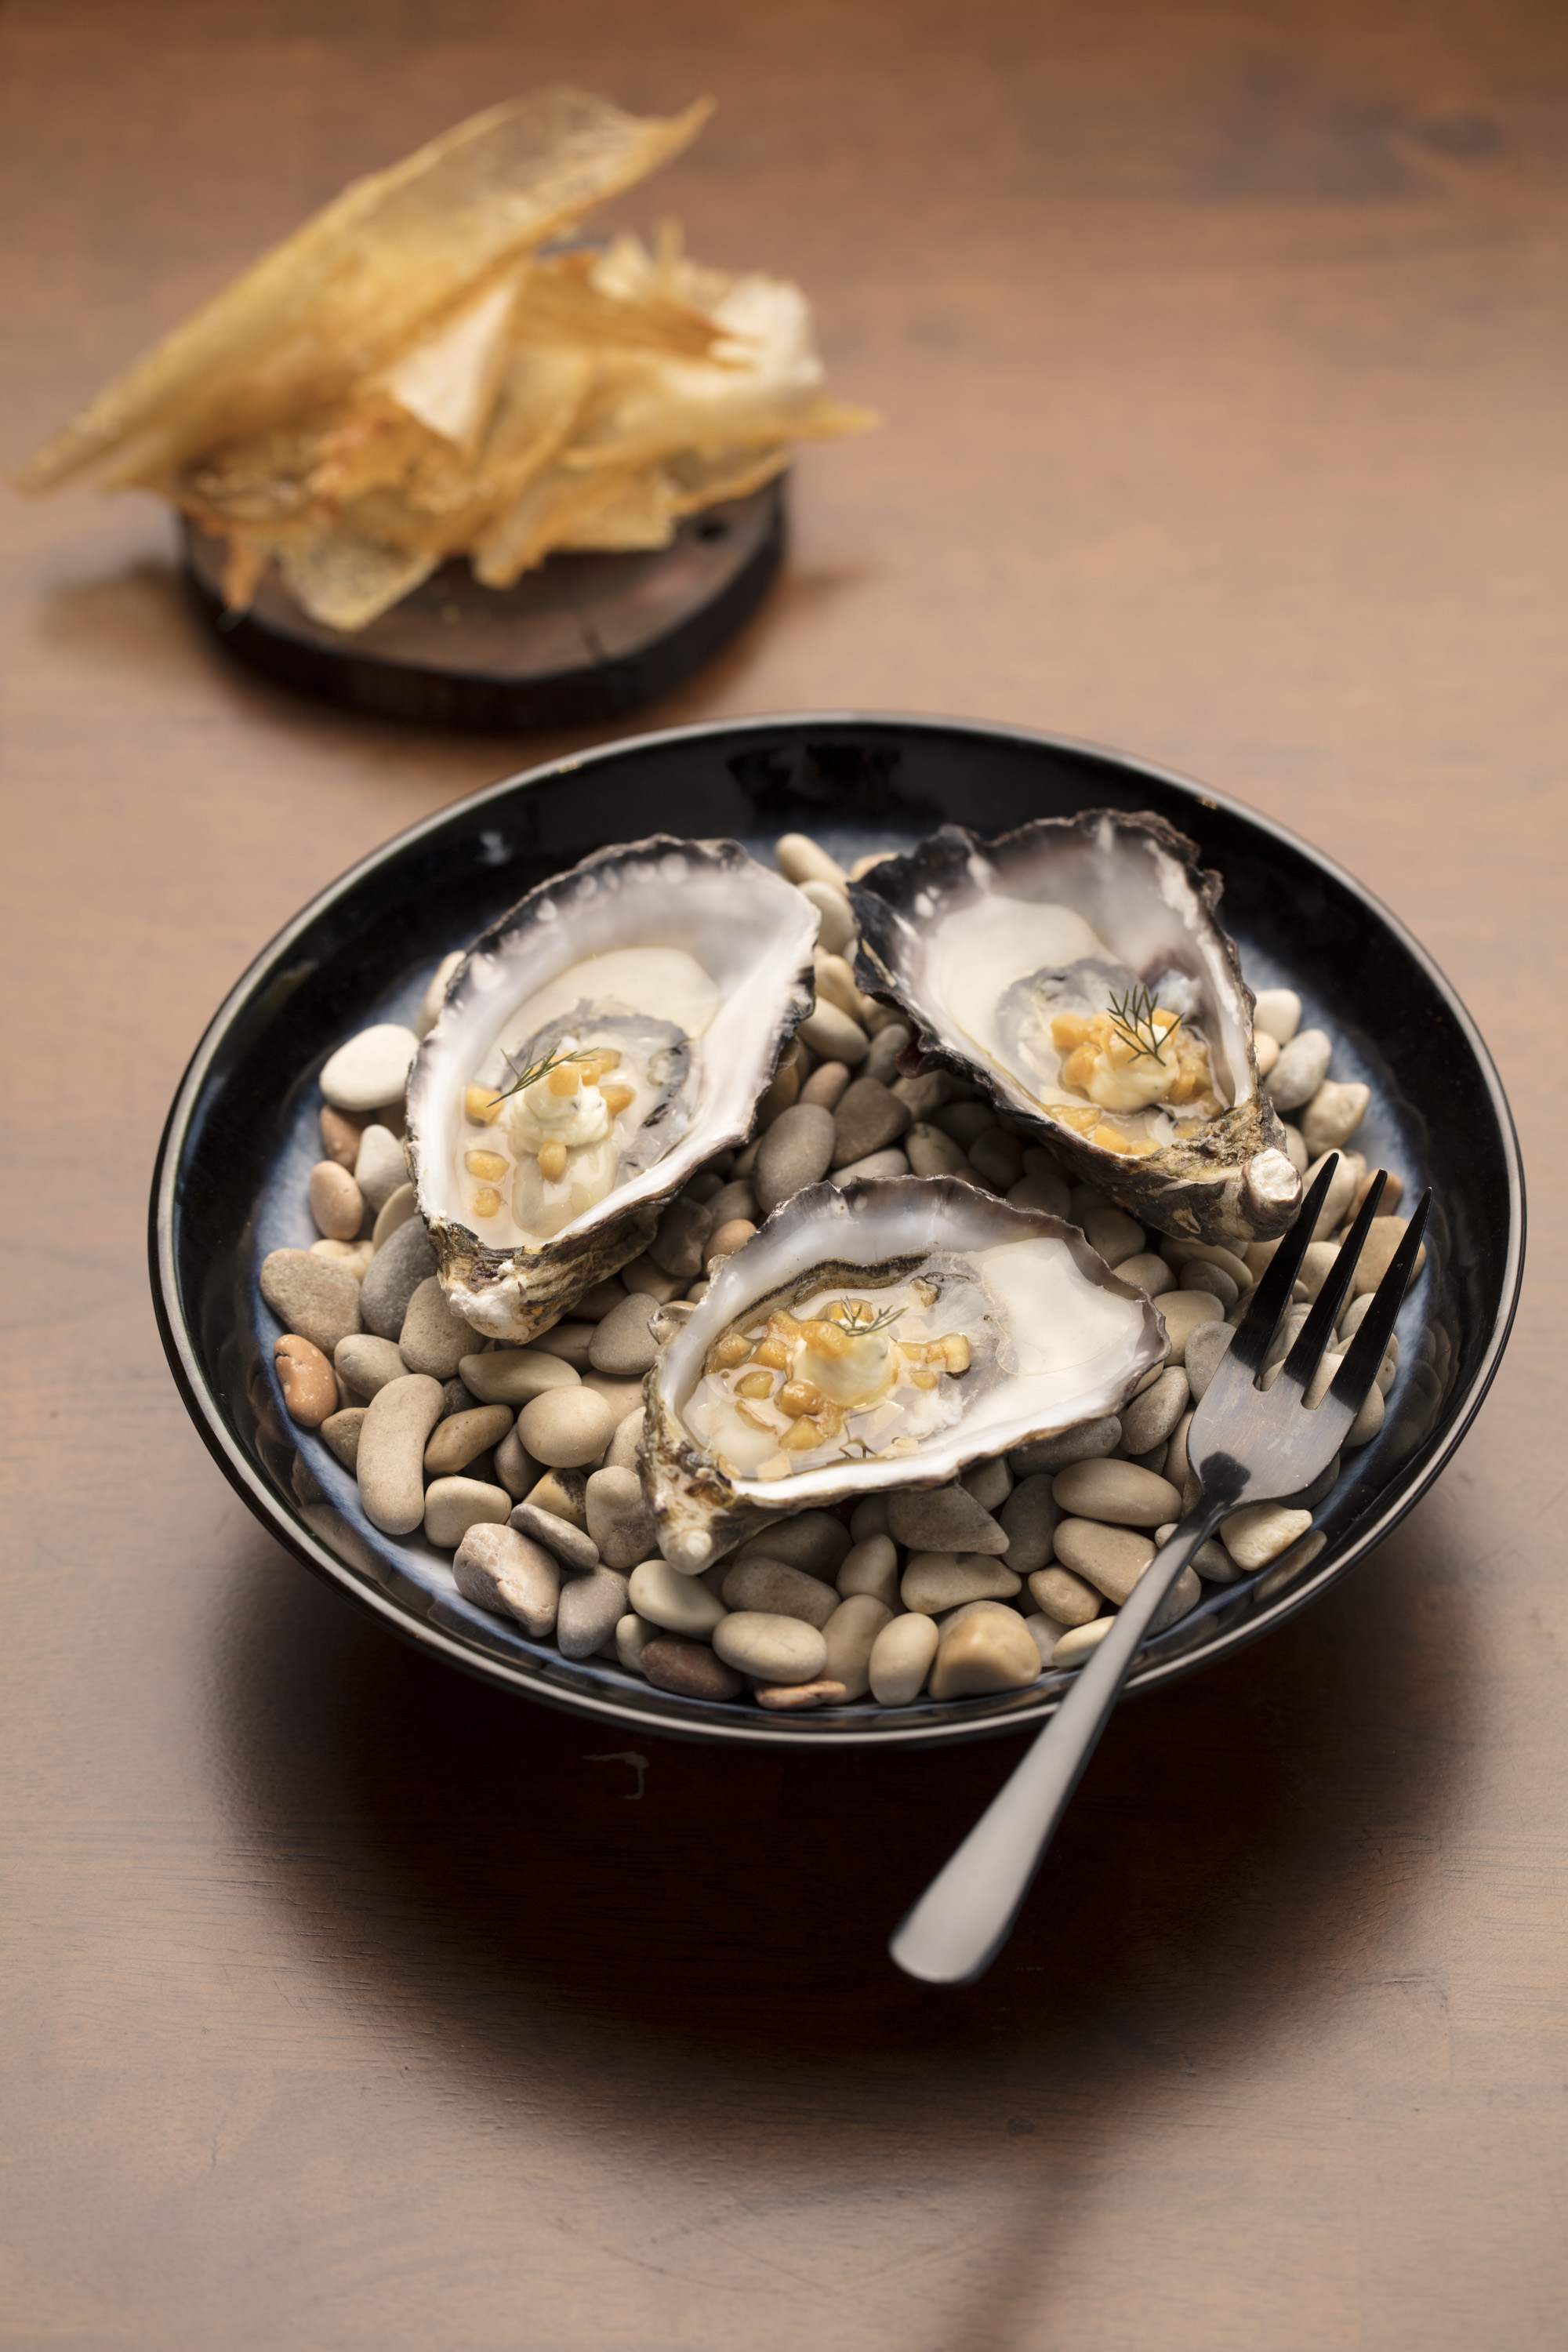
[{"left": 2, "top": 4, "right": 1563, "bottom": 2345}]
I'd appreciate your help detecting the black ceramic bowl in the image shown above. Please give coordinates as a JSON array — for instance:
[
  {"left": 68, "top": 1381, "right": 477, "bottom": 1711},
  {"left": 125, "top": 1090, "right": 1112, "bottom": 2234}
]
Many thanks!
[{"left": 150, "top": 714, "right": 1524, "bottom": 1747}]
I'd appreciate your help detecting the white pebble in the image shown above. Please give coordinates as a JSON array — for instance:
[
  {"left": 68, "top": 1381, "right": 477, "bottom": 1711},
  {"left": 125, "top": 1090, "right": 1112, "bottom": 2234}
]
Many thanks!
[
  {"left": 869, "top": 1612, "right": 940, "bottom": 1704},
  {"left": 1252, "top": 989, "right": 1301, "bottom": 1046},
  {"left": 627, "top": 1558, "right": 727, "bottom": 1637},
  {"left": 319, "top": 1024, "right": 420, "bottom": 1114}
]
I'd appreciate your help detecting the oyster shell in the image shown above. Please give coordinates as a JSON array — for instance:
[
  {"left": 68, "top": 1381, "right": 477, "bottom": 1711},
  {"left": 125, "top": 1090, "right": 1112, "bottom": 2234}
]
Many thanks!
[
  {"left": 644, "top": 1176, "right": 1165, "bottom": 1571},
  {"left": 406, "top": 836, "right": 818, "bottom": 1339},
  {"left": 850, "top": 811, "right": 1301, "bottom": 1245}
]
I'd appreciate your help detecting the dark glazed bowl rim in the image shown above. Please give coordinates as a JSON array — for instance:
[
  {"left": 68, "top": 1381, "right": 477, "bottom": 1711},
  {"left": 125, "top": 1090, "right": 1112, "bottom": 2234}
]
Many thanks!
[{"left": 150, "top": 711, "right": 1526, "bottom": 1748}]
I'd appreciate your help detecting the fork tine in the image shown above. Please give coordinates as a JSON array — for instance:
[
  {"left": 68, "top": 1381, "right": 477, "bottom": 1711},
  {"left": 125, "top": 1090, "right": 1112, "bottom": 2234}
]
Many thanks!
[
  {"left": 1279, "top": 1168, "right": 1388, "bottom": 1388},
  {"left": 1226, "top": 1152, "right": 1341, "bottom": 1377},
  {"left": 1330, "top": 1188, "right": 1432, "bottom": 1408}
]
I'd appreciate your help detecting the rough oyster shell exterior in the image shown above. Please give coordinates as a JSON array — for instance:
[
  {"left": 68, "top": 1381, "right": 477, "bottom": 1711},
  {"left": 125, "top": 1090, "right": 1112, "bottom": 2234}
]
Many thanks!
[{"left": 849, "top": 810, "right": 1301, "bottom": 1245}]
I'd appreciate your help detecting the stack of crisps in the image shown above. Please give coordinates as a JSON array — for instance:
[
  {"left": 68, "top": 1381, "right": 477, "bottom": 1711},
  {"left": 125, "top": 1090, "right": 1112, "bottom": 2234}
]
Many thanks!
[{"left": 16, "top": 88, "right": 876, "bottom": 630}]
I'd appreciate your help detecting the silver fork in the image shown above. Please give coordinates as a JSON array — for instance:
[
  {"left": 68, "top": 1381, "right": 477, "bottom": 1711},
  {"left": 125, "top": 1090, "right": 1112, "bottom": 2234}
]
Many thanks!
[{"left": 890, "top": 1155, "right": 1432, "bottom": 1987}]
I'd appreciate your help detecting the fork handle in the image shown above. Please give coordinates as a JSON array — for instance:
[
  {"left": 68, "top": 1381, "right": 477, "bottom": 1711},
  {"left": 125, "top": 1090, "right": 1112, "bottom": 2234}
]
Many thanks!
[{"left": 889, "top": 1498, "right": 1230, "bottom": 1986}]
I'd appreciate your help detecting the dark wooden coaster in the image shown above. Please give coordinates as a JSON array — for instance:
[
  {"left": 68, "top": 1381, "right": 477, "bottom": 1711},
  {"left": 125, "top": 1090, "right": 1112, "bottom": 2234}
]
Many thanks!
[{"left": 180, "top": 477, "right": 785, "bottom": 731}]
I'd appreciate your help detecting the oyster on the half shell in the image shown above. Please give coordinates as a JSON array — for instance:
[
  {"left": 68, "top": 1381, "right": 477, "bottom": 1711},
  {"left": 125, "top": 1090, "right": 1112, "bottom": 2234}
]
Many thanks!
[
  {"left": 406, "top": 837, "right": 818, "bottom": 1340},
  {"left": 643, "top": 1176, "right": 1166, "bottom": 1571},
  {"left": 850, "top": 811, "right": 1301, "bottom": 1246}
]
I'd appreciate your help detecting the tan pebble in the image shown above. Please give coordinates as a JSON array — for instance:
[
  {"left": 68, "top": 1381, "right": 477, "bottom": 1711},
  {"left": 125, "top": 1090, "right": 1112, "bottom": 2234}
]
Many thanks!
[
  {"left": 1352, "top": 1215, "right": 1427, "bottom": 1297},
  {"left": 1220, "top": 1501, "right": 1314, "bottom": 1570},
  {"left": 1120, "top": 1366, "right": 1191, "bottom": 1454},
  {"left": 1116, "top": 1251, "right": 1176, "bottom": 1298},
  {"left": 274, "top": 1334, "right": 337, "bottom": 1427},
  {"left": 320, "top": 1406, "right": 367, "bottom": 1469},
  {"left": 493, "top": 1425, "right": 538, "bottom": 1500},
  {"left": 1052, "top": 1519, "right": 1156, "bottom": 1603},
  {"left": 318, "top": 1023, "right": 419, "bottom": 1114},
  {"left": 399, "top": 1276, "right": 481, "bottom": 1379},
  {"left": 929, "top": 1609, "right": 1040, "bottom": 1699},
  {"left": 997, "top": 1473, "right": 1060, "bottom": 1573},
  {"left": 798, "top": 998, "right": 869, "bottom": 1065},
  {"left": 423, "top": 1404, "right": 514, "bottom": 1476},
  {"left": 1254, "top": 1032, "right": 1280, "bottom": 1077},
  {"left": 1252, "top": 989, "right": 1301, "bottom": 1046},
  {"left": 1083, "top": 1206, "right": 1145, "bottom": 1268},
  {"left": 869, "top": 1612, "right": 941, "bottom": 1704},
  {"left": 797, "top": 877, "right": 856, "bottom": 954},
  {"left": 1166, "top": 1239, "right": 1253, "bottom": 1292},
  {"left": 1165, "top": 1407, "right": 1195, "bottom": 1493},
  {"left": 524, "top": 1468, "right": 588, "bottom": 1529},
  {"left": 1297, "top": 1241, "right": 1341, "bottom": 1302},
  {"left": 371, "top": 1184, "right": 417, "bottom": 1247},
  {"left": 356, "top": 1373, "right": 446, "bottom": 1534},
  {"left": 452, "top": 1523, "right": 560, "bottom": 1636},
  {"left": 1256, "top": 1529, "right": 1330, "bottom": 1602},
  {"left": 800, "top": 1059, "right": 851, "bottom": 1111},
  {"left": 755, "top": 1055, "right": 802, "bottom": 1130},
  {"left": 1157, "top": 1290, "right": 1226, "bottom": 1362},
  {"left": 1051, "top": 1457, "right": 1181, "bottom": 1528},
  {"left": 351, "top": 1124, "right": 408, "bottom": 1214},
  {"left": 813, "top": 949, "right": 863, "bottom": 1022},
  {"left": 310, "top": 1237, "right": 376, "bottom": 1279},
  {"left": 714, "top": 1612, "right": 828, "bottom": 1685},
  {"left": 459, "top": 1348, "right": 579, "bottom": 1406},
  {"left": 614, "top": 1612, "right": 658, "bottom": 1675},
  {"left": 1355, "top": 1165, "right": 1403, "bottom": 1218},
  {"left": 887, "top": 1483, "right": 1008, "bottom": 1554},
  {"left": 318, "top": 1104, "right": 364, "bottom": 1167},
  {"left": 584, "top": 1465, "right": 658, "bottom": 1570},
  {"left": 628, "top": 1558, "right": 726, "bottom": 1638},
  {"left": 735, "top": 1511, "right": 851, "bottom": 1580},
  {"left": 905, "top": 1122, "right": 970, "bottom": 1177},
  {"left": 579, "top": 1371, "right": 645, "bottom": 1423},
  {"left": 640, "top": 1637, "right": 744, "bottom": 1702},
  {"left": 849, "top": 1494, "right": 890, "bottom": 1542},
  {"left": 530, "top": 1320, "right": 595, "bottom": 1371},
  {"left": 1053, "top": 1617, "right": 1114, "bottom": 1665},
  {"left": 423, "top": 1476, "right": 510, "bottom": 1550},
  {"left": 575, "top": 1276, "right": 630, "bottom": 1322},
  {"left": 1301, "top": 1079, "right": 1370, "bottom": 1160},
  {"left": 822, "top": 1592, "right": 893, "bottom": 1699},
  {"left": 1028, "top": 1565, "right": 1101, "bottom": 1627},
  {"left": 335, "top": 1334, "right": 408, "bottom": 1398},
  {"left": 1345, "top": 1377, "right": 1385, "bottom": 1448},
  {"left": 776, "top": 831, "right": 848, "bottom": 887},
  {"left": 754, "top": 1679, "right": 850, "bottom": 1711},
  {"left": 605, "top": 1410, "right": 644, "bottom": 1473},
  {"left": 518, "top": 1385, "right": 616, "bottom": 1468},
  {"left": 722, "top": 1558, "right": 839, "bottom": 1627},
  {"left": 835, "top": 1534, "right": 901, "bottom": 1610},
  {"left": 1300, "top": 1152, "right": 1363, "bottom": 1244},
  {"left": 901, "top": 1551, "right": 1022, "bottom": 1613},
  {"left": 618, "top": 1254, "right": 685, "bottom": 1303},
  {"left": 260, "top": 1249, "right": 363, "bottom": 1355},
  {"left": 707, "top": 1218, "right": 757, "bottom": 1261}
]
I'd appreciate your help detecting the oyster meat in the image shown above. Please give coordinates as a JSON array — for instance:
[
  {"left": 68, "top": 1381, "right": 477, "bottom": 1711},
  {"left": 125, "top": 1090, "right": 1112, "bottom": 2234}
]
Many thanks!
[
  {"left": 406, "top": 837, "right": 818, "bottom": 1339},
  {"left": 850, "top": 811, "right": 1301, "bottom": 1244},
  {"left": 644, "top": 1176, "right": 1165, "bottom": 1570}
]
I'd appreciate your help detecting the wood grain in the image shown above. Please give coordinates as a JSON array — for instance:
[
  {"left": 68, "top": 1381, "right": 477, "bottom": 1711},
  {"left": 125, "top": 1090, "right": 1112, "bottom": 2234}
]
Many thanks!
[{"left": 2, "top": 3, "right": 1563, "bottom": 2346}]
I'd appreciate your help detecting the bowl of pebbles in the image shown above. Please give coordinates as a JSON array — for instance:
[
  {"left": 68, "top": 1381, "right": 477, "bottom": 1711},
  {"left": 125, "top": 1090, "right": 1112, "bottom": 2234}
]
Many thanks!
[{"left": 151, "top": 714, "right": 1523, "bottom": 1746}]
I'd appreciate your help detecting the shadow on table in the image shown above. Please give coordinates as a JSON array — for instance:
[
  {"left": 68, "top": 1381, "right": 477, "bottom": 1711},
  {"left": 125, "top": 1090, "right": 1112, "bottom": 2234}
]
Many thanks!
[{"left": 210, "top": 1503, "right": 1475, "bottom": 2117}]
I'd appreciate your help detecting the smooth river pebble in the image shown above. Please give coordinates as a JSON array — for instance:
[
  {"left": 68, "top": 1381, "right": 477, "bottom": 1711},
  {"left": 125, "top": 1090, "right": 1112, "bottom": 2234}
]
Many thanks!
[
  {"left": 358, "top": 1218, "right": 437, "bottom": 1341},
  {"left": 356, "top": 1373, "right": 446, "bottom": 1535},
  {"left": 1052, "top": 1518, "right": 1156, "bottom": 1602},
  {"left": 459, "top": 1348, "right": 579, "bottom": 1406},
  {"left": 821, "top": 1593, "right": 893, "bottom": 1698},
  {"left": 423, "top": 1404, "right": 514, "bottom": 1476},
  {"left": 260, "top": 1249, "right": 363, "bottom": 1355},
  {"left": 713, "top": 1613, "right": 829, "bottom": 1685},
  {"left": 996, "top": 1475, "right": 1060, "bottom": 1573},
  {"left": 397, "top": 1276, "right": 481, "bottom": 1379},
  {"left": 1265, "top": 1026, "right": 1332, "bottom": 1111},
  {"left": 886, "top": 1483, "right": 1009, "bottom": 1555},
  {"left": 423, "top": 1476, "right": 510, "bottom": 1549},
  {"left": 517, "top": 1387, "right": 616, "bottom": 1468},
  {"left": 753, "top": 1102, "right": 837, "bottom": 1214},
  {"left": 901, "top": 1552, "right": 1022, "bottom": 1613},
  {"left": 640, "top": 1638, "right": 744, "bottom": 1702},
  {"left": 274, "top": 1334, "right": 337, "bottom": 1427},
  {"left": 584, "top": 1465, "right": 658, "bottom": 1569},
  {"left": 721, "top": 1558, "right": 840, "bottom": 1626},
  {"left": 1051, "top": 1458, "right": 1182, "bottom": 1527},
  {"left": 1008, "top": 1416, "right": 1121, "bottom": 1479},
  {"left": 509, "top": 1499, "right": 598, "bottom": 1570},
  {"left": 869, "top": 1612, "right": 941, "bottom": 1704},
  {"left": 627, "top": 1559, "right": 726, "bottom": 1638},
  {"left": 831, "top": 1076, "right": 910, "bottom": 1167},
  {"left": 452, "top": 1524, "right": 561, "bottom": 1636},
  {"left": 1120, "top": 1365, "right": 1190, "bottom": 1454},
  {"left": 929, "top": 1608, "right": 1040, "bottom": 1700},
  {"left": 319, "top": 1023, "right": 419, "bottom": 1114},
  {"left": 351, "top": 1123, "right": 408, "bottom": 1214},
  {"left": 557, "top": 1569, "right": 630, "bottom": 1661},
  {"left": 1221, "top": 1502, "right": 1315, "bottom": 1570}
]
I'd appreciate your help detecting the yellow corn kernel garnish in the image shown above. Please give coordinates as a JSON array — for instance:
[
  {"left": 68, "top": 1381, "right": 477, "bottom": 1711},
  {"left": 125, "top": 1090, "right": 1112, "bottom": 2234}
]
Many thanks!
[
  {"left": 712, "top": 1332, "right": 753, "bottom": 1368},
  {"left": 1051, "top": 1013, "right": 1096, "bottom": 1051},
  {"left": 463, "top": 1148, "right": 507, "bottom": 1181},
  {"left": 465, "top": 1084, "right": 504, "bottom": 1125},
  {"left": 600, "top": 1082, "right": 635, "bottom": 1116},
  {"left": 781, "top": 1416, "right": 822, "bottom": 1450},
  {"left": 470, "top": 1185, "right": 501, "bottom": 1219},
  {"left": 538, "top": 1140, "right": 568, "bottom": 1181},
  {"left": 779, "top": 1379, "right": 827, "bottom": 1417},
  {"left": 940, "top": 1334, "right": 971, "bottom": 1374},
  {"left": 1091, "top": 1123, "right": 1157, "bottom": 1157},
  {"left": 753, "top": 1337, "right": 792, "bottom": 1370},
  {"left": 909, "top": 1369, "right": 939, "bottom": 1391},
  {"left": 737, "top": 1370, "right": 774, "bottom": 1400}
]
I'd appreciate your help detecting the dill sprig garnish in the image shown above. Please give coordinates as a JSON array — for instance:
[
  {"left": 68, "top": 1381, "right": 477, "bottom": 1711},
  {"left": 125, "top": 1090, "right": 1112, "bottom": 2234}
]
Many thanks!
[
  {"left": 487, "top": 1041, "right": 590, "bottom": 1109},
  {"left": 823, "top": 1298, "right": 907, "bottom": 1338},
  {"left": 1106, "top": 984, "right": 1180, "bottom": 1064}
]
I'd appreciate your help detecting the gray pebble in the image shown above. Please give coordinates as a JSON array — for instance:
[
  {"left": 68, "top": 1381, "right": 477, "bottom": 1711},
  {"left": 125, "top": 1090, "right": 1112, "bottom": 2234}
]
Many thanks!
[
  {"left": 358, "top": 1217, "right": 437, "bottom": 1341},
  {"left": 849, "top": 1494, "right": 890, "bottom": 1541},
  {"left": 963, "top": 1456, "right": 1013, "bottom": 1511},
  {"left": 886, "top": 1483, "right": 1009, "bottom": 1555},
  {"left": 530, "top": 1321, "right": 595, "bottom": 1371},
  {"left": 352, "top": 1123, "right": 408, "bottom": 1214},
  {"left": 1301, "top": 1079, "right": 1370, "bottom": 1160},
  {"left": 1008, "top": 1164, "right": 1072, "bottom": 1220},
  {"left": 584, "top": 1465, "right": 659, "bottom": 1569},
  {"left": 291, "top": 1451, "right": 326, "bottom": 1506},
  {"left": 705, "top": 1178, "right": 757, "bottom": 1229},
  {"left": 754, "top": 1102, "right": 837, "bottom": 1215},
  {"left": 423, "top": 1404, "right": 514, "bottom": 1477},
  {"left": 936, "top": 1102, "right": 996, "bottom": 1149},
  {"left": 356, "top": 1373, "right": 445, "bottom": 1535},
  {"left": 1008, "top": 1415, "right": 1121, "bottom": 1480},
  {"left": 1052, "top": 1457, "right": 1182, "bottom": 1527},
  {"left": 735, "top": 1509, "right": 852, "bottom": 1580},
  {"left": 798, "top": 999, "right": 869, "bottom": 1065},
  {"left": 720, "top": 1558, "right": 840, "bottom": 1626},
  {"left": 648, "top": 1195, "right": 715, "bottom": 1278},
  {"left": 968, "top": 1128, "right": 1024, "bottom": 1189},
  {"left": 441, "top": 1374, "right": 479, "bottom": 1417},
  {"left": 998, "top": 1474, "right": 1061, "bottom": 1573},
  {"left": 1131, "top": 1440, "right": 1169, "bottom": 1476},
  {"left": 891, "top": 1071, "right": 955, "bottom": 1120},
  {"left": 557, "top": 1568, "right": 631, "bottom": 1661},
  {"left": 831, "top": 1075, "right": 911, "bottom": 1168},
  {"left": 509, "top": 1501, "right": 600, "bottom": 1571},
  {"left": 1120, "top": 1365, "right": 1190, "bottom": 1453},
  {"left": 1279, "top": 1122, "right": 1309, "bottom": 1176},
  {"left": 423, "top": 1477, "right": 510, "bottom": 1549},
  {"left": 260, "top": 1249, "right": 363, "bottom": 1356},
  {"left": 397, "top": 1276, "right": 481, "bottom": 1378},
  {"left": 863, "top": 1021, "right": 913, "bottom": 1084},
  {"left": 1265, "top": 1027, "right": 1332, "bottom": 1112},
  {"left": 1116, "top": 1251, "right": 1176, "bottom": 1298},
  {"left": 1183, "top": 1261, "right": 1239, "bottom": 1307},
  {"left": 905, "top": 1123, "right": 969, "bottom": 1177},
  {"left": 334, "top": 1333, "right": 406, "bottom": 1398},
  {"left": 834, "top": 1147, "right": 910, "bottom": 1183},
  {"left": 713, "top": 1612, "right": 828, "bottom": 1685},
  {"left": 320, "top": 1406, "right": 366, "bottom": 1470},
  {"left": 586, "top": 1290, "right": 661, "bottom": 1377},
  {"left": 1184, "top": 1319, "right": 1236, "bottom": 1402},
  {"left": 493, "top": 1424, "right": 539, "bottom": 1500},
  {"left": 453, "top": 1523, "right": 560, "bottom": 1637},
  {"left": 575, "top": 1276, "right": 630, "bottom": 1322},
  {"left": 619, "top": 1254, "right": 684, "bottom": 1302}
]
